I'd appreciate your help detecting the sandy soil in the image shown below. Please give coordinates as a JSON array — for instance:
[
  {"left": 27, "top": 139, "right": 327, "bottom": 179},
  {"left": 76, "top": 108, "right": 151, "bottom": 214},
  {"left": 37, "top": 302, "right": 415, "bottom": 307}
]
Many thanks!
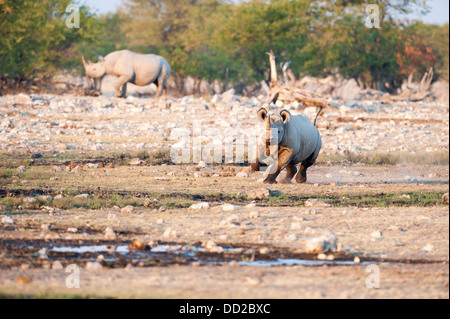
[{"left": 0, "top": 93, "right": 448, "bottom": 299}]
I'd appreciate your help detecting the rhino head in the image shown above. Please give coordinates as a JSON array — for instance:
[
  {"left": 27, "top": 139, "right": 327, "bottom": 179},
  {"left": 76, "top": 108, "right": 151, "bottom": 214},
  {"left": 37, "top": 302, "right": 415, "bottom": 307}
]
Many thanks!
[
  {"left": 257, "top": 108, "right": 291, "bottom": 155},
  {"left": 82, "top": 55, "right": 107, "bottom": 79}
]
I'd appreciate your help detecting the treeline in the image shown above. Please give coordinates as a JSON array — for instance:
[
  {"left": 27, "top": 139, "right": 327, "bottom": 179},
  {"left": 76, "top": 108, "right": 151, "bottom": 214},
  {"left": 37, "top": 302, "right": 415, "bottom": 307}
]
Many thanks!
[{"left": 0, "top": 0, "right": 448, "bottom": 92}]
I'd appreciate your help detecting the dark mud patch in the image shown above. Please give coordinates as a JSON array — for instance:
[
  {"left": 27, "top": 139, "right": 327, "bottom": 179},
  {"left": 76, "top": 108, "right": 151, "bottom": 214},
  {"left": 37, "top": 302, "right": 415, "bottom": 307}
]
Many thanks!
[{"left": 0, "top": 239, "right": 445, "bottom": 270}]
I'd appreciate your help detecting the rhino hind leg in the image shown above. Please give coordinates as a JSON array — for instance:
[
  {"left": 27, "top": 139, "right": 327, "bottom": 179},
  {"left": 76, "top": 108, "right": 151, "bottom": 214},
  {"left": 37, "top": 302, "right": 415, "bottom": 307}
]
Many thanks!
[
  {"left": 280, "top": 163, "right": 297, "bottom": 184},
  {"left": 295, "top": 152, "right": 318, "bottom": 184}
]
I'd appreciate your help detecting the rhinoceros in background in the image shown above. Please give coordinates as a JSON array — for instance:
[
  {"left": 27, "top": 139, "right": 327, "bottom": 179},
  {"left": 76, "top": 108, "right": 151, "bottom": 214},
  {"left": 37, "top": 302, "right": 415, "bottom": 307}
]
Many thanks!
[
  {"left": 251, "top": 108, "right": 322, "bottom": 184},
  {"left": 82, "top": 50, "right": 171, "bottom": 98}
]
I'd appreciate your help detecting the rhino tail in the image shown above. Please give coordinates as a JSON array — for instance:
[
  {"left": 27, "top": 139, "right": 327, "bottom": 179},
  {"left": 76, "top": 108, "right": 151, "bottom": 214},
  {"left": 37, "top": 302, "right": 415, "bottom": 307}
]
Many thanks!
[{"left": 313, "top": 106, "right": 324, "bottom": 127}]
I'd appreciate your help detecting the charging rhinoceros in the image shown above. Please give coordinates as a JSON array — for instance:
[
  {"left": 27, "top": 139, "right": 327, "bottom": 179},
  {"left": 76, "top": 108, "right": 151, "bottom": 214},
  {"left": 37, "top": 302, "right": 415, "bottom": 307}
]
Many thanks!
[
  {"left": 82, "top": 50, "right": 171, "bottom": 98},
  {"left": 251, "top": 108, "right": 322, "bottom": 184}
]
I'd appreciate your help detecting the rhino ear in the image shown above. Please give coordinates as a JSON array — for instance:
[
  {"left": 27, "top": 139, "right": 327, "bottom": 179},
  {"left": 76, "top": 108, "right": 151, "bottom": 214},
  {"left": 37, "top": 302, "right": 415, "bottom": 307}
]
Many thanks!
[
  {"left": 98, "top": 55, "right": 105, "bottom": 63},
  {"left": 257, "top": 108, "right": 268, "bottom": 122},
  {"left": 280, "top": 110, "right": 291, "bottom": 124},
  {"left": 82, "top": 56, "right": 87, "bottom": 69}
]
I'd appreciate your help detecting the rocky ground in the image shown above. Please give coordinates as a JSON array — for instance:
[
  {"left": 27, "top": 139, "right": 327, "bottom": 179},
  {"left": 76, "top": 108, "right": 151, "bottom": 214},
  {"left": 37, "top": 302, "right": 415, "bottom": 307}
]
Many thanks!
[{"left": 0, "top": 92, "right": 448, "bottom": 299}]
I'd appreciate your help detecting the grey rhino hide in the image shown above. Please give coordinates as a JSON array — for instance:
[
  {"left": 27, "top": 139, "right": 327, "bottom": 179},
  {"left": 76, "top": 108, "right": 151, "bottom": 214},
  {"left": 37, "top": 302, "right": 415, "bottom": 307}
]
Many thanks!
[
  {"left": 251, "top": 108, "right": 322, "bottom": 184},
  {"left": 82, "top": 50, "right": 171, "bottom": 98}
]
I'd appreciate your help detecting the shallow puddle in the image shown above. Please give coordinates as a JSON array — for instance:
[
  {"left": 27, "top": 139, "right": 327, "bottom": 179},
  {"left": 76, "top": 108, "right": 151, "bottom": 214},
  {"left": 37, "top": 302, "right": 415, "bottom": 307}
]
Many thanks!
[{"left": 1, "top": 240, "right": 377, "bottom": 269}]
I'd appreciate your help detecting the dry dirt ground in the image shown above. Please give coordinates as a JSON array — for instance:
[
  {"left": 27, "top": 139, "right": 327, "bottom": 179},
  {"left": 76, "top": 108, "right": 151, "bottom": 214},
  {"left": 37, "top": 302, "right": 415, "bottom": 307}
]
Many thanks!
[{"left": 0, "top": 93, "right": 448, "bottom": 299}]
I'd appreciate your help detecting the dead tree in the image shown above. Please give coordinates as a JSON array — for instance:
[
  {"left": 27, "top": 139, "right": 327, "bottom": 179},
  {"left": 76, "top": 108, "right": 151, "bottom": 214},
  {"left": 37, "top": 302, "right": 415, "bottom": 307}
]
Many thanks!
[
  {"left": 390, "top": 67, "right": 434, "bottom": 102},
  {"left": 264, "top": 50, "right": 328, "bottom": 111}
]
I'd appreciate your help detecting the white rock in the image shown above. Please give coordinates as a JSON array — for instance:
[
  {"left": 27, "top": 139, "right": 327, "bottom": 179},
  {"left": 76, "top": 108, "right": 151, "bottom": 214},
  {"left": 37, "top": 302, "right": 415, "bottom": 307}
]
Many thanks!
[
  {"left": 16, "top": 165, "right": 27, "bottom": 173},
  {"left": 129, "top": 158, "right": 145, "bottom": 166},
  {"left": 236, "top": 171, "right": 249, "bottom": 178},
  {"left": 371, "top": 230, "right": 383, "bottom": 239},
  {"left": 67, "top": 227, "right": 78, "bottom": 233},
  {"left": 249, "top": 211, "right": 260, "bottom": 219},
  {"left": 421, "top": 244, "right": 434, "bottom": 252},
  {"left": 121, "top": 205, "right": 135, "bottom": 214},
  {"left": 163, "top": 227, "right": 177, "bottom": 238},
  {"left": 74, "top": 194, "right": 89, "bottom": 199},
  {"left": 16, "top": 93, "right": 32, "bottom": 104},
  {"left": 85, "top": 262, "right": 103, "bottom": 270},
  {"left": 104, "top": 227, "right": 117, "bottom": 240},
  {"left": 304, "top": 198, "right": 330, "bottom": 207},
  {"left": 52, "top": 260, "right": 64, "bottom": 270},
  {"left": 190, "top": 202, "right": 210, "bottom": 210},
  {"left": 1, "top": 215, "right": 14, "bottom": 225},
  {"left": 305, "top": 234, "right": 338, "bottom": 252},
  {"left": 221, "top": 204, "right": 240, "bottom": 212}
]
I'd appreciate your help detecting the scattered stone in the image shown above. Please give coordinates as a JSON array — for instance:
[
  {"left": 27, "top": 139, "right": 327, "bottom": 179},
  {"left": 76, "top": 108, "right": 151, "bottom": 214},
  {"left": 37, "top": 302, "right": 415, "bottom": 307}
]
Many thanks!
[
  {"left": 354, "top": 257, "right": 361, "bottom": 264},
  {"left": 125, "top": 264, "right": 135, "bottom": 271},
  {"left": 37, "top": 248, "right": 48, "bottom": 259},
  {"left": 197, "top": 161, "right": 208, "bottom": 168},
  {"left": 143, "top": 198, "right": 152, "bottom": 207},
  {"left": 158, "top": 206, "right": 167, "bottom": 212},
  {"left": 371, "top": 230, "right": 383, "bottom": 239},
  {"left": 16, "top": 93, "right": 32, "bottom": 104},
  {"left": 23, "top": 196, "right": 37, "bottom": 206},
  {"left": 39, "top": 195, "right": 53, "bottom": 202},
  {"left": 73, "top": 166, "right": 84, "bottom": 175},
  {"left": 249, "top": 211, "right": 260, "bottom": 219},
  {"left": 41, "top": 224, "right": 51, "bottom": 231},
  {"left": 221, "top": 204, "right": 240, "bottom": 212},
  {"left": 400, "top": 194, "right": 411, "bottom": 199},
  {"left": 205, "top": 240, "right": 224, "bottom": 253},
  {"left": 286, "top": 233, "right": 299, "bottom": 241},
  {"left": 20, "top": 263, "right": 32, "bottom": 270},
  {"left": 52, "top": 261, "right": 64, "bottom": 270},
  {"left": 259, "top": 247, "right": 270, "bottom": 254},
  {"left": 190, "top": 202, "right": 210, "bottom": 210},
  {"left": 129, "top": 158, "right": 145, "bottom": 166},
  {"left": 129, "top": 240, "right": 147, "bottom": 251},
  {"left": 236, "top": 171, "right": 249, "bottom": 178},
  {"left": 16, "top": 165, "right": 26, "bottom": 173},
  {"left": 305, "top": 233, "right": 338, "bottom": 253},
  {"left": 121, "top": 205, "right": 135, "bottom": 214},
  {"left": 104, "top": 227, "right": 117, "bottom": 240},
  {"left": 163, "top": 227, "right": 177, "bottom": 238},
  {"left": 420, "top": 244, "right": 434, "bottom": 252},
  {"left": 31, "top": 153, "right": 43, "bottom": 159},
  {"left": 304, "top": 198, "right": 331, "bottom": 207},
  {"left": 246, "top": 188, "right": 281, "bottom": 200},
  {"left": 67, "top": 227, "right": 78, "bottom": 233},
  {"left": 157, "top": 218, "right": 165, "bottom": 225},
  {"left": 74, "top": 194, "right": 89, "bottom": 199},
  {"left": 290, "top": 222, "right": 302, "bottom": 230},
  {"left": 85, "top": 262, "right": 103, "bottom": 270},
  {"left": 17, "top": 275, "right": 33, "bottom": 285},
  {"left": 1, "top": 215, "right": 14, "bottom": 225},
  {"left": 220, "top": 214, "right": 240, "bottom": 227}
]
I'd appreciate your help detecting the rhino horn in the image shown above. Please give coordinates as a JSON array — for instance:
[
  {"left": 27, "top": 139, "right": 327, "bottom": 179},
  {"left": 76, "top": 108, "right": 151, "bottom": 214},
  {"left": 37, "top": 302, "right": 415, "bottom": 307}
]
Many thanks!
[{"left": 82, "top": 56, "right": 87, "bottom": 69}]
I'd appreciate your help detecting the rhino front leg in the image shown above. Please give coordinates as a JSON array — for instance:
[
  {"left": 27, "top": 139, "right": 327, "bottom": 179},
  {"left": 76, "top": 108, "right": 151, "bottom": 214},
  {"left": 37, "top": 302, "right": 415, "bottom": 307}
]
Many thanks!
[
  {"left": 115, "top": 75, "right": 129, "bottom": 98},
  {"left": 263, "top": 147, "right": 292, "bottom": 184}
]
